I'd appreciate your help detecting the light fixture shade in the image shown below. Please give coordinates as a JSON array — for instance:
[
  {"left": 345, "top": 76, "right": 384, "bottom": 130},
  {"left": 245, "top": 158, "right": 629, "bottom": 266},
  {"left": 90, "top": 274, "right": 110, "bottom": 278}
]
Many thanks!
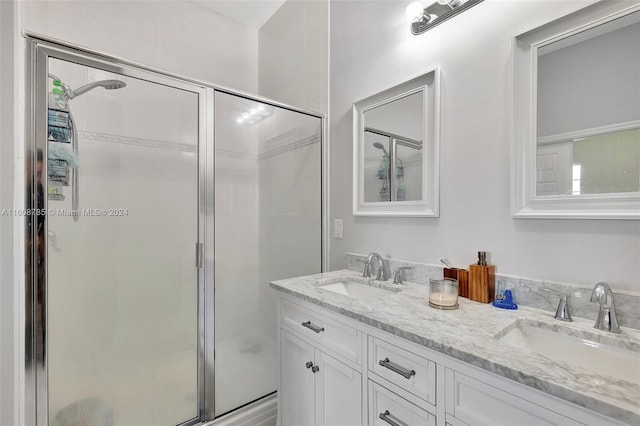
[{"left": 405, "top": 1, "right": 425, "bottom": 22}]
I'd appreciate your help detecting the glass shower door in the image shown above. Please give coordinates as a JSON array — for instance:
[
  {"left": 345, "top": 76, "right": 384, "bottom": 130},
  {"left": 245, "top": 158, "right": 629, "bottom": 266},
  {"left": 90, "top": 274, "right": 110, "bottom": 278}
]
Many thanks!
[
  {"left": 44, "top": 57, "right": 200, "bottom": 426},
  {"left": 213, "top": 91, "right": 322, "bottom": 416}
]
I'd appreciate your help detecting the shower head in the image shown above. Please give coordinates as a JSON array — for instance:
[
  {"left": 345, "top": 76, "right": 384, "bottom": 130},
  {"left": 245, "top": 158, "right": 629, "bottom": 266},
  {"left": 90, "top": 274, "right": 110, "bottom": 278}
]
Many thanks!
[
  {"left": 67, "top": 80, "right": 127, "bottom": 99},
  {"left": 48, "top": 74, "right": 126, "bottom": 100},
  {"left": 373, "top": 142, "right": 388, "bottom": 157}
]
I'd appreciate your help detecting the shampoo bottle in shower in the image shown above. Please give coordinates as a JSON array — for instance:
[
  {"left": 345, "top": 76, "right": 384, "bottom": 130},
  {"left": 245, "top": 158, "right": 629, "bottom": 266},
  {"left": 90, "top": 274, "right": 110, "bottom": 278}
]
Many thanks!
[
  {"left": 48, "top": 79, "right": 70, "bottom": 143},
  {"left": 49, "top": 80, "right": 68, "bottom": 111}
]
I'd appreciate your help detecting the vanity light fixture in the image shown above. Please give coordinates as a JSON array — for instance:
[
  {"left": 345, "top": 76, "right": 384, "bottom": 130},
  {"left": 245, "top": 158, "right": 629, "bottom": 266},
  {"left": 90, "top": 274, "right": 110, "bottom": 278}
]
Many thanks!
[
  {"left": 236, "top": 104, "right": 274, "bottom": 125},
  {"left": 437, "top": 0, "right": 465, "bottom": 8},
  {"left": 405, "top": 2, "right": 437, "bottom": 26},
  {"left": 406, "top": 0, "right": 484, "bottom": 35}
]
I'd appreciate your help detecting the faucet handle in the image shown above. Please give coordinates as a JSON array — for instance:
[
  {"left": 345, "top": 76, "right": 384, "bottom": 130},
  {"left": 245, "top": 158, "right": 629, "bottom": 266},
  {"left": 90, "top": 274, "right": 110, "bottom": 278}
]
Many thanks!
[
  {"left": 393, "top": 266, "right": 413, "bottom": 284},
  {"left": 590, "top": 281, "right": 613, "bottom": 307},
  {"left": 355, "top": 258, "right": 372, "bottom": 278},
  {"left": 590, "top": 282, "right": 621, "bottom": 333},
  {"left": 541, "top": 288, "right": 573, "bottom": 322}
]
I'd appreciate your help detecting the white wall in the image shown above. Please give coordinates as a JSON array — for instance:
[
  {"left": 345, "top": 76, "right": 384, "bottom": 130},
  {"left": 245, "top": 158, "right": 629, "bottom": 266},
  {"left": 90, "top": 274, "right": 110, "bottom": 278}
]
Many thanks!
[
  {"left": 364, "top": 91, "right": 424, "bottom": 142},
  {"left": 537, "top": 21, "right": 640, "bottom": 137},
  {"left": 258, "top": 0, "right": 328, "bottom": 113},
  {"left": 21, "top": 0, "right": 258, "bottom": 93},
  {"left": 329, "top": 0, "right": 640, "bottom": 291}
]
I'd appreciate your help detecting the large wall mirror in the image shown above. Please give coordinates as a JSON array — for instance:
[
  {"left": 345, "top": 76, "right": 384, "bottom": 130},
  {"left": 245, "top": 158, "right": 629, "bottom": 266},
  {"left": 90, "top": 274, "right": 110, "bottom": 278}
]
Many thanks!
[
  {"left": 513, "top": 2, "right": 640, "bottom": 219},
  {"left": 353, "top": 69, "right": 440, "bottom": 216}
]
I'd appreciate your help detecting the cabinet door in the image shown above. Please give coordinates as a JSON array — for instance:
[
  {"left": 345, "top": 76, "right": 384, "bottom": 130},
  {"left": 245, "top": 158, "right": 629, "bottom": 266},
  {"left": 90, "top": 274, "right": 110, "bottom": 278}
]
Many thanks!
[
  {"left": 315, "top": 350, "right": 363, "bottom": 426},
  {"left": 280, "top": 330, "right": 315, "bottom": 426}
]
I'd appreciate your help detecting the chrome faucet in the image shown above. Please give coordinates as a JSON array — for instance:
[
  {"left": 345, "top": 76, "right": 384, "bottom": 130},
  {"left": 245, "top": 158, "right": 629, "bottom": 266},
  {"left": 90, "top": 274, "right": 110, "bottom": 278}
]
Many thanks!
[
  {"left": 590, "top": 282, "right": 621, "bottom": 333},
  {"left": 393, "top": 266, "right": 413, "bottom": 284},
  {"left": 541, "top": 288, "right": 573, "bottom": 322},
  {"left": 362, "top": 253, "right": 388, "bottom": 281}
]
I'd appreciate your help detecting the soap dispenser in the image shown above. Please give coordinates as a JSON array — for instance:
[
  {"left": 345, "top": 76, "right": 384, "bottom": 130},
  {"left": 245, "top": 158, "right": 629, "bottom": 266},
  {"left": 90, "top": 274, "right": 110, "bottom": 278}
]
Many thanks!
[{"left": 468, "top": 251, "right": 495, "bottom": 303}]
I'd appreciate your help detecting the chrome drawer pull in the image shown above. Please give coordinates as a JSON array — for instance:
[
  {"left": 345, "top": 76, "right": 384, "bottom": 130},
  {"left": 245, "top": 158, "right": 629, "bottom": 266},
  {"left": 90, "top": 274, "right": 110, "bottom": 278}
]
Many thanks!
[
  {"left": 379, "top": 357, "right": 416, "bottom": 379},
  {"left": 301, "top": 321, "right": 325, "bottom": 333},
  {"left": 379, "top": 410, "right": 401, "bottom": 426}
]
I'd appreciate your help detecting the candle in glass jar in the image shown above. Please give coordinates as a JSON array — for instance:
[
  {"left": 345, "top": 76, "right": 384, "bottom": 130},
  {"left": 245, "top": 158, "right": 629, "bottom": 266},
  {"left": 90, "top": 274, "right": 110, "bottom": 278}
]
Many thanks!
[
  {"left": 429, "top": 292, "right": 458, "bottom": 306},
  {"left": 429, "top": 278, "right": 459, "bottom": 309}
]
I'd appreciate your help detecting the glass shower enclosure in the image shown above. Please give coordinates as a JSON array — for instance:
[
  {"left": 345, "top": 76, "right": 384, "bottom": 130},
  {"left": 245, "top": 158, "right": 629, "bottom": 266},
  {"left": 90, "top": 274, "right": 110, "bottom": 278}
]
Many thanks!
[
  {"left": 26, "top": 38, "right": 324, "bottom": 426},
  {"left": 213, "top": 91, "right": 322, "bottom": 416}
]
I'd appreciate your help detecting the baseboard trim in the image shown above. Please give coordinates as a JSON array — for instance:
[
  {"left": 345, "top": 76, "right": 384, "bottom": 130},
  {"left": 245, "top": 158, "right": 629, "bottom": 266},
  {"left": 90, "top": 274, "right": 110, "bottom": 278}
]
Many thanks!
[{"left": 206, "top": 393, "right": 277, "bottom": 426}]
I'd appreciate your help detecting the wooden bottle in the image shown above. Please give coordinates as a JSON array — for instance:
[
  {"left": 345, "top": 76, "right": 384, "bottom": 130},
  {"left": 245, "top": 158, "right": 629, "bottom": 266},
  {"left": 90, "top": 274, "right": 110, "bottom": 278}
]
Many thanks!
[
  {"left": 444, "top": 267, "right": 469, "bottom": 298},
  {"left": 469, "top": 251, "right": 495, "bottom": 303}
]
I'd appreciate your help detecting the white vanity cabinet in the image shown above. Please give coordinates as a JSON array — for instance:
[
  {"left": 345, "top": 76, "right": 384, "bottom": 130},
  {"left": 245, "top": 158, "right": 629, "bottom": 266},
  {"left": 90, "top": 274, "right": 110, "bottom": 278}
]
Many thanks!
[
  {"left": 280, "top": 330, "right": 315, "bottom": 425},
  {"left": 279, "top": 300, "right": 364, "bottom": 426},
  {"left": 276, "top": 294, "right": 631, "bottom": 426}
]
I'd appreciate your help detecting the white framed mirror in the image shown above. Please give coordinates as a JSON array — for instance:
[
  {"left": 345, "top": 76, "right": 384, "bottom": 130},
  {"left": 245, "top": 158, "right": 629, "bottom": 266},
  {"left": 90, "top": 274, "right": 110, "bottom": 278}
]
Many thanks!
[
  {"left": 512, "top": 1, "right": 640, "bottom": 219},
  {"left": 353, "top": 69, "right": 440, "bottom": 216}
]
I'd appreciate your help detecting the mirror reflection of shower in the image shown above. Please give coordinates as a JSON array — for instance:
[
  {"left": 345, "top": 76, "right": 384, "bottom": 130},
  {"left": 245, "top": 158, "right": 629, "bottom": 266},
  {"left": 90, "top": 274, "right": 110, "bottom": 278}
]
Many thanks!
[
  {"left": 373, "top": 141, "right": 388, "bottom": 157},
  {"left": 47, "top": 72, "right": 126, "bottom": 220},
  {"left": 366, "top": 127, "right": 422, "bottom": 202}
]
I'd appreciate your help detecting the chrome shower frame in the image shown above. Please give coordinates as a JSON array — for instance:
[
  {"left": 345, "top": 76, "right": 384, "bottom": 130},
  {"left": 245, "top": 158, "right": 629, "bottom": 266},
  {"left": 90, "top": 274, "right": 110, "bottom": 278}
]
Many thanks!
[{"left": 25, "top": 34, "right": 328, "bottom": 426}]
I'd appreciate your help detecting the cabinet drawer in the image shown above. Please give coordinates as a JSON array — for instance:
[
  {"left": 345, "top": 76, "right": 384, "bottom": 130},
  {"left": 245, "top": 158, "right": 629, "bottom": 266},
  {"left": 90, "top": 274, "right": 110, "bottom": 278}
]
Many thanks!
[
  {"left": 369, "top": 381, "right": 436, "bottom": 426},
  {"left": 368, "top": 336, "right": 436, "bottom": 405},
  {"left": 445, "top": 370, "right": 583, "bottom": 426},
  {"left": 281, "top": 299, "right": 362, "bottom": 364}
]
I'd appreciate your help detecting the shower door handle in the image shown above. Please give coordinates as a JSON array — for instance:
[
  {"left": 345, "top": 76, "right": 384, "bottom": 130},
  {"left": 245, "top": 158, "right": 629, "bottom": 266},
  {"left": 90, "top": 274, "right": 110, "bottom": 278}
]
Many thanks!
[{"left": 195, "top": 243, "right": 203, "bottom": 268}]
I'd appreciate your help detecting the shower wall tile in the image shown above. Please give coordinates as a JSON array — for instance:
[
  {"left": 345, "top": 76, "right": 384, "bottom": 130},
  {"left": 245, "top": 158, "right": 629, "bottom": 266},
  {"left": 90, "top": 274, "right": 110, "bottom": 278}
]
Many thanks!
[
  {"left": 258, "top": 121, "right": 322, "bottom": 341},
  {"left": 215, "top": 152, "right": 260, "bottom": 342}
]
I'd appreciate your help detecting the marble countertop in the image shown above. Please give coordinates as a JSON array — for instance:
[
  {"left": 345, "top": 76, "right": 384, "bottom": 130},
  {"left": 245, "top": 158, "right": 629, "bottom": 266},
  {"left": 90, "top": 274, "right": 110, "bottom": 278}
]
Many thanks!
[{"left": 270, "top": 270, "right": 640, "bottom": 425}]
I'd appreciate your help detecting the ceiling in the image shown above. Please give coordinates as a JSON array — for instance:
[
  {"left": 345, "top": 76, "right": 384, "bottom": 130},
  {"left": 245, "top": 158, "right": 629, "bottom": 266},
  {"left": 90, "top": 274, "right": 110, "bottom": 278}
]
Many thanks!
[{"left": 192, "top": 0, "right": 287, "bottom": 30}]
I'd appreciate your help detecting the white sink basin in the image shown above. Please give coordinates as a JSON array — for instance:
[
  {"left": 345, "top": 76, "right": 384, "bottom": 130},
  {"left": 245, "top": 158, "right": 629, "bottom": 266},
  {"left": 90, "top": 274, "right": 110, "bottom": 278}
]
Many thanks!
[
  {"left": 497, "top": 320, "right": 640, "bottom": 385},
  {"left": 319, "top": 280, "right": 399, "bottom": 300}
]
